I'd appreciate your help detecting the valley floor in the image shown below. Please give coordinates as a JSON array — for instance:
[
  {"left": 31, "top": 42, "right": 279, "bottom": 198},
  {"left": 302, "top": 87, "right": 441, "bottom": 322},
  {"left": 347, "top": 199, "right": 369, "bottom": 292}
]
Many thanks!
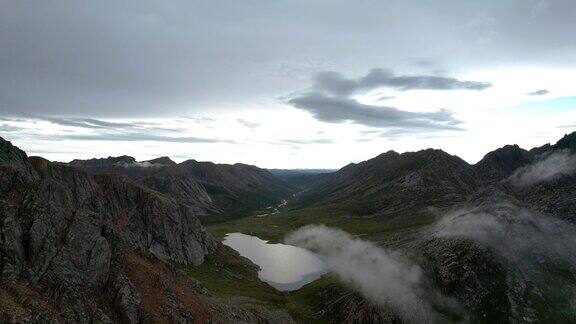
[{"left": 183, "top": 207, "right": 440, "bottom": 322}]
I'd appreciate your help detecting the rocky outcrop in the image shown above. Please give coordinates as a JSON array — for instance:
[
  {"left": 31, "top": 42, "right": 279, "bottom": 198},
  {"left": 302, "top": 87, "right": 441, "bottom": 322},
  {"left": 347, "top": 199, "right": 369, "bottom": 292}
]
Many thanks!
[
  {"left": 114, "top": 275, "right": 141, "bottom": 323},
  {"left": 150, "top": 160, "right": 294, "bottom": 220},
  {"left": 69, "top": 156, "right": 295, "bottom": 222},
  {"left": 0, "top": 137, "right": 282, "bottom": 323}
]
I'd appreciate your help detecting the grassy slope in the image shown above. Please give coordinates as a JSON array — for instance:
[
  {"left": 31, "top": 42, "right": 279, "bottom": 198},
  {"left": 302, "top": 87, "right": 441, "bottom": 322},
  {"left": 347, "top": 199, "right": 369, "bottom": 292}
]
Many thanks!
[
  {"left": 181, "top": 207, "right": 438, "bottom": 322},
  {"left": 179, "top": 244, "right": 352, "bottom": 323},
  {"left": 207, "top": 206, "right": 437, "bottom": 243}
]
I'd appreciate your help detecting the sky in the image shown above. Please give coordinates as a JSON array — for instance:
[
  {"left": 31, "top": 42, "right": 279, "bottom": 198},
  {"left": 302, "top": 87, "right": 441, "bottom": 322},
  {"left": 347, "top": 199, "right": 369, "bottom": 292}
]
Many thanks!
[{"left": 1, "top": 0, "right": 576, "bottom": 168}]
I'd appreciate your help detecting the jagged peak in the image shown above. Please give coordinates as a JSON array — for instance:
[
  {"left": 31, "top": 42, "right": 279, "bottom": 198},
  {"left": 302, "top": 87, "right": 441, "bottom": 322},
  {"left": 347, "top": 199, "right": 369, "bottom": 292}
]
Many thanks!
[
  {"left": 553, "top": 131, "right": 576, "bottom": 151},
  {"left": 69, "top": 155, "right": 137, "bottom": 165},
  {"left": 0, "top": 136, "right": 30, "bottom": 167},
  {"left": 145, "top": 156, "right": 176, "bottom": 166},
  {"left": 476, "top": 144, "right": 529, "bottom": 164}
]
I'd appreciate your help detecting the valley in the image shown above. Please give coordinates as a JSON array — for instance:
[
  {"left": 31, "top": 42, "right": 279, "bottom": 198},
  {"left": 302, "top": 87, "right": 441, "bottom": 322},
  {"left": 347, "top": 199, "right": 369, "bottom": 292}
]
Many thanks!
[{"left": 1, "top": 132, "right": 576, "bottom": 323}]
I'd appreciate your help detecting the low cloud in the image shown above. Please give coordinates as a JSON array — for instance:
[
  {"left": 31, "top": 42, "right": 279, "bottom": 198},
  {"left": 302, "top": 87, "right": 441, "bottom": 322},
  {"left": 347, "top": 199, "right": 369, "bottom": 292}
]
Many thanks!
[
  {"left": 508, "top": 150, "right": 576, "bottom": 188},
  {"left": 39, "top": 117, "right": 142, "bottom": 130},
  {"left": 435, "top": 199, "right": 576, "bottom": 268},
  {"left": 313, "top": 68, "right": 492, "bottom": 97},
  {"left": 0, "top": 116, "right": 232, "bottom": 144},
  {"left": 279, "top": 138, "right": 334, "bottom": 145},
  {"left": 237, "top": 118, "right": 260, "bottom": 128},
  {"left": 286, "top": 225, "right": 451, "bottom": 322},
  {"left": 288, "top": 92, "right": 463, "bottom": 130},
  {"left": 118, "top": 161, "right": 171, "bottom": 169},
  {"left": 51, "top": 133, "right": 233, "bottom": 144},
  {"left": 182, "top": 116, "right": 216, "bottom": 123},
  {"left": 527, "top": 89, "right": 550, "bottom": 96},
  {"left": 0, "top": 124, "right": 24, "bottom": 132}
]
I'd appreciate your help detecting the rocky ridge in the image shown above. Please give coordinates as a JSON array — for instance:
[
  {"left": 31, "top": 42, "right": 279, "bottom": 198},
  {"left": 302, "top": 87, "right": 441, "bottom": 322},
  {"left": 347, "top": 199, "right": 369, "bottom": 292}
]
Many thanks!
[{"left": 0, "top": 137, "right": 294, "bottom": 323}]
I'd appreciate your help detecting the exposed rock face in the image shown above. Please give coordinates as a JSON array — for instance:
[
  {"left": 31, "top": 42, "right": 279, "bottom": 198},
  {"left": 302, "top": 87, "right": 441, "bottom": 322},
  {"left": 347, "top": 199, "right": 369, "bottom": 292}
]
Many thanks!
[
  {"left": 2, "top": 141, "right": 186, "bottom": 294},
  {"left": 297, "top": 149, "right": 481, "bottom": 217},
  {"left": 70, "top": 156, "right": 295, "bottom": 222},
  {"left": 114, "top": 275, "right": 141, "bottom": 323},
  {"left": 68, "top": 155, "right": 137, "bottom": 172},
  {"left": 152, "top": 160, "right": 294, "bottom": 218},
  {"left": 552, "top": 132, "right": 576, "bottom": 152},
  {"left": 68, "top": 155, "right": 173, "bottom": 179},
  {"left": 140, "top": 170, "right": 214, "bottom": 214},
  {"left": 0, "top": 137, "right": 295, "bottom": 323},
  {"left": 145, "top": 156, "right": 177, "bottom": 166}
]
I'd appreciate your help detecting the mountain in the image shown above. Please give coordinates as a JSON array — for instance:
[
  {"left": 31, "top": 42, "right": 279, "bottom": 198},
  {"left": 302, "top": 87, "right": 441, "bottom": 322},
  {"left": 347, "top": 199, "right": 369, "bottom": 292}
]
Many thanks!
[
  {"left": 267, "top": 168, "right": 336, "bottom": 189},
  {"left": 474, "top": 132, "right": 576, "bottom": 185},
  {"left": 295, "top": 149, "right": 481, "bottom": 217},
  {"left": 68, "top": 155, "right": 175, "bottom": 179},
  {"left": 474, "top": 144, "right": 533, "bottom": 184},
  {"left": 295, "top": 132, "right": 576, "bottom": 219},
  {"left": 148, "top": 160, "right": 294, "bottom": 222},
  {"left": 205, "top": 132, "right": 576, "bottom": 323},
  {"left": 296, "top": 133, "right": 576, "bottom": 322},
  {"left": 69, "top": 157, "right": 295, "bottom": 223},
  {"left": 4, "top": 132, "right": 576, "bottom": 323},
  {"left": 0, "top": 137, "right": 294, "bottom": 323}
]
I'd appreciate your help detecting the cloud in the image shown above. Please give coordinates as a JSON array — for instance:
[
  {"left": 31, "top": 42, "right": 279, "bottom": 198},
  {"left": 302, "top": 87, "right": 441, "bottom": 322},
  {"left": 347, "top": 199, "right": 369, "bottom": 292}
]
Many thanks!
[
  {"left": 0, "top": 124, "right": 24, "bottom": 132},
  {"left": 284, "top": 68, "right": 478, "bottom": 133},
  {"left": 527, "top": 89, "right": 550, "bottom": 96},
  {"left": 286, "top": 225, "right": 453, "bottom": 322},
  {"left": 279, "top": 139, "right": 334, "bottom": 145},
  {"left": 435, "top": 199, "right": 576, "bottom": 268},
  {"left": 287, "top": 92, "right": 463, "bottom": 130},
  {"left": 48, "top": 133, "right": 233, "bottom": 144},
  {"left": 2, "top": 0, "right": 576, "bottom": 120},
  {"left": 118, "top": 161, "right": 172, "bottom": 168},
  {"left": 313, "top": 68, "right": 491, "bottom": 97},
  {"left": 39, "top": 117, "right": 143, "bottom": 129},
  {"left": 182, "top": 117, "right": 216, "bottom": 123},
  {"left": 0, "top": 116, "right": 233, "bottom": 144},
  {"left": 508, "top": 150, "right": 576, "bottom": 188},
  {"left": 237, "top": 118, "right": 260, "bottom": 128}
]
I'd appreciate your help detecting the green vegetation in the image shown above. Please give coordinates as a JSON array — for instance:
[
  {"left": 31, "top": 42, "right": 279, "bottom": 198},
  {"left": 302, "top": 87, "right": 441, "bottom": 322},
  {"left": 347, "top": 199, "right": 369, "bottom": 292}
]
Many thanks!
[
  {"left": 207, "top": 206, "right": 438, "bottom": 243},
  {"left": 180, "top": 207, "right": 440, "bottom": 322},
  {"left": 180, "top": 245, "right": 286, "bottom": 304},
  {"left": 180, "top": 244, "right": 350, "bottom": 322}
]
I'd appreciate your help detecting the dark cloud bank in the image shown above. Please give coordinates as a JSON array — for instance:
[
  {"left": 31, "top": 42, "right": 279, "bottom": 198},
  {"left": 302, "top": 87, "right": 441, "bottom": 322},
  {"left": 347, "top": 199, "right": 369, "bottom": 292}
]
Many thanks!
[
  {"left": 313, "top": 68, "right": 491, "bottom": 97},
  {"left": 285, "top": 68, "right": 491, "bottom": 134}
]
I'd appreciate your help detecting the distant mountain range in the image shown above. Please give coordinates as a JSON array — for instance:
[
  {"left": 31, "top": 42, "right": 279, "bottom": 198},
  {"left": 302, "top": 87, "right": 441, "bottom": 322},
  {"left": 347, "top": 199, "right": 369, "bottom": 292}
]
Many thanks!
[
  {"left": 294, "top": 133, "right": 576, "bottom": 220},
  {"left": 287, "top": 132, "right": 576, "bottom": 322},
  {"left": 69, "top": 155, "right": 295, "bottom": 223},
  {"left": 1, "top": 132, "right": 576, "bottom": 323},
  {"left": 267, "top": 168, "right": 336, "bottom": 190}
]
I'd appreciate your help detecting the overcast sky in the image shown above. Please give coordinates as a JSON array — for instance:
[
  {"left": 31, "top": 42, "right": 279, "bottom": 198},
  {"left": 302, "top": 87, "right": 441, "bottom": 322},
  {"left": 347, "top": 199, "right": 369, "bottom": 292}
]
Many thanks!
[{"left": 1, "top": 0, "right": 576, "bottom": 168}]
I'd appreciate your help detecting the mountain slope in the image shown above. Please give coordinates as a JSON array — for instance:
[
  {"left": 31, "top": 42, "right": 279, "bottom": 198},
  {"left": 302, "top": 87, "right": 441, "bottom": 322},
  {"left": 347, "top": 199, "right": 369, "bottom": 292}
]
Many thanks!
[
  {"left": 268, "top": 169, "right": 335, "bottom": 190},
  {"left": 0, "top": 137, "right": 294, "bottom": 323},
  {"left": 474, "top": 144, "right": 533, "bottom": 184},
  {"left": 152, "top": 160, "right": 294, "bottom": 222},
  {"left": 296, "top": 149, "right": 481, "bottom": 217},
  {"left": 69, "top": 157, "right": 295, "bottom": 222},
  {"left": 209, "top": 132, "right": 576, "bottom": 323}
]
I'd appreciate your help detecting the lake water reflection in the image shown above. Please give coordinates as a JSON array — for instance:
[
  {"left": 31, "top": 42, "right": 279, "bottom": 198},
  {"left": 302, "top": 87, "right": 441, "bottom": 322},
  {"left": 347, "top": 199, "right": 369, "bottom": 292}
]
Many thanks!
[{"left": 223, "top": 233, "right": 327, "bottom": 291}]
